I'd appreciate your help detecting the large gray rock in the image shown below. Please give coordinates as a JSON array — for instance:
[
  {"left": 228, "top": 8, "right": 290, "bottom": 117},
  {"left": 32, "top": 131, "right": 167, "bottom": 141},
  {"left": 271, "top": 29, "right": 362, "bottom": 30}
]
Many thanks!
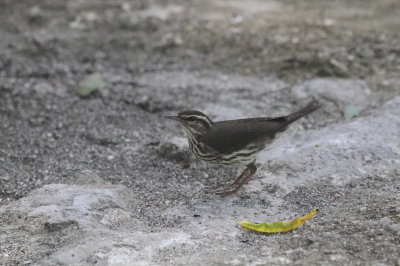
[
  {"left": 0, "top": 180, "right": 136, "bottom": 265},
  {"left": 291, "top": 78, "right": 372, "bottom": 123},
  {"left": 292, "top": 78, "right": 371, "bottom": 109},
  {"left": 259, "top": 94, "right": 400, "bottom": 189}
]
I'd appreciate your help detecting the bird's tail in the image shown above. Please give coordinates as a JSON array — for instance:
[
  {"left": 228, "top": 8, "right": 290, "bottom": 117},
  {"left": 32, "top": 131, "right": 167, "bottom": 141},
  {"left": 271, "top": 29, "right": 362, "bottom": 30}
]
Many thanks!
[{"left": 285, "top": 100, "right": 321, "bottom": 123}]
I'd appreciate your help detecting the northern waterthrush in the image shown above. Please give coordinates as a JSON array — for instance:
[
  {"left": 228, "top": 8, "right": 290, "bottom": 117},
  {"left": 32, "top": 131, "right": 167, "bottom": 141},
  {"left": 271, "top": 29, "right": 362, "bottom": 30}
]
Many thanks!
[{"left": 165, "top": 100, "right": 320, "bottom": 196}]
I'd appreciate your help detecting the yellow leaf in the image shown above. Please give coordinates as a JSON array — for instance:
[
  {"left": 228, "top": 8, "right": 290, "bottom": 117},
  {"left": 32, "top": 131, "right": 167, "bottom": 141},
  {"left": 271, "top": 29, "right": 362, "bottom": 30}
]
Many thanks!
[{"left": 234, "top": 209, "right": 318, "bottom": 233}]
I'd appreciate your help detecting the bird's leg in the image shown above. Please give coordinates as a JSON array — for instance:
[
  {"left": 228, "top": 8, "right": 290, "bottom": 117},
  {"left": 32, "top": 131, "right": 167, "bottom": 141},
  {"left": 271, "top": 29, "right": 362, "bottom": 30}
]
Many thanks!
[
  {"left": 227, "top": 167, "right": 250, "bottom": 188},
  {"left": 243, "top": 159, "right": 256, "bottom": 185},
  {"left": 236, "top": 163, "right": 257, "bottom": 189},
  {"left": 216, "top": 162, "right": 257, "bottom": 196},
  {"left": 215, "top": 167, "right": 249, "bottom": 195},
  {"left": 226, "top": 159, "right": 256, "bottom": 188}
]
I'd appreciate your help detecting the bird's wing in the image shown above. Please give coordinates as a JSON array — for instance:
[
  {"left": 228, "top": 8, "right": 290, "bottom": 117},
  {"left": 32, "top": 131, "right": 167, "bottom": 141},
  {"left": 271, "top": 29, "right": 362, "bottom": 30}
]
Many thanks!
[{"left": 203, "top": 117, "right": 288, "bottom": 154}]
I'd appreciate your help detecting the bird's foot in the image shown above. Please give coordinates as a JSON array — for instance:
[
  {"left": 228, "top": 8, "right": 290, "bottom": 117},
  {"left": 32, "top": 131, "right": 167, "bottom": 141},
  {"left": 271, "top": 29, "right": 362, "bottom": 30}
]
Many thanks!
[{"left": 215, "top": 187, "right": 241, "bottom": 197}]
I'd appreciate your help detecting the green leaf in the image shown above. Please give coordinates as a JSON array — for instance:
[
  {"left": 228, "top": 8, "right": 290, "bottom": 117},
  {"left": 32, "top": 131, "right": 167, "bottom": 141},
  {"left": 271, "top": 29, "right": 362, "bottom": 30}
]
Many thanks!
[
  {"left": 77, "top": 73, "right": 106, "bottom": 97},
  {"left": 344, "top": 105, "right": 360, "bottom": 119}
]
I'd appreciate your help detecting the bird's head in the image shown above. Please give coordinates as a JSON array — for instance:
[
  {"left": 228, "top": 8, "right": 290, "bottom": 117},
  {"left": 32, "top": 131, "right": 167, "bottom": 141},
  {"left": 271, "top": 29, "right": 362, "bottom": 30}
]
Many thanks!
[{"left": 165, "top": 110, "right": 213, "bottom": 135}]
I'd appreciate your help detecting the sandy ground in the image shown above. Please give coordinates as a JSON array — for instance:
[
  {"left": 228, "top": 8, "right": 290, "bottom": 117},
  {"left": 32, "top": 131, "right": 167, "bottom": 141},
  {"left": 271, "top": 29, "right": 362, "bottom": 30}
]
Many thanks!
[{"left": 0, "top": 0, "right": 399, "bottom": 265}]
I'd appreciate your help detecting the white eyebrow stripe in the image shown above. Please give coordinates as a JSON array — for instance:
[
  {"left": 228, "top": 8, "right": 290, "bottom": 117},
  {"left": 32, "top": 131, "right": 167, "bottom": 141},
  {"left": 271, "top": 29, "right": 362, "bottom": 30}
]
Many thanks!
[
  {"left": 181, "top": 114, "right": 212, "bottom": 125},
  {"left": 195, "top": 116, "right": 211, "bottom": 124}
]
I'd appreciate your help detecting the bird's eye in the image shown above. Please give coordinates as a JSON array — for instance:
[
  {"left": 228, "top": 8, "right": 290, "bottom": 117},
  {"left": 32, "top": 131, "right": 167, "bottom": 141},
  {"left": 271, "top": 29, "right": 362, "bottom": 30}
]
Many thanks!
[{"left": 187, "top": 117, "right": 197, "bottom": 122}]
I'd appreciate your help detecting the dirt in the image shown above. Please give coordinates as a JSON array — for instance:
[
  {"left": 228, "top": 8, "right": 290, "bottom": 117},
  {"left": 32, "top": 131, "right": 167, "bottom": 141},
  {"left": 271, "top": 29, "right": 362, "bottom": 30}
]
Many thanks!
[{"left": 0, "top": 0, "right": 399, "bottom": 265}]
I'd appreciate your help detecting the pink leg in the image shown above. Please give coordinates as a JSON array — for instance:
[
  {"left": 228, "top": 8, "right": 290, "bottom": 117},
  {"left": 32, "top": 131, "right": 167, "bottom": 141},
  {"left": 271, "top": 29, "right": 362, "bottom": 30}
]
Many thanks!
[
  {"left": 226, "top": 159, "right": 255, "bottom": 187},
  {"left": 216, "top": 161, "right": 257, "bottom": 197},
  {"left": 227, "top": 167, "right": 249, "bottom": 187},
  {"left": 243, "top": 159, "right": 256, "bottom": 185}
]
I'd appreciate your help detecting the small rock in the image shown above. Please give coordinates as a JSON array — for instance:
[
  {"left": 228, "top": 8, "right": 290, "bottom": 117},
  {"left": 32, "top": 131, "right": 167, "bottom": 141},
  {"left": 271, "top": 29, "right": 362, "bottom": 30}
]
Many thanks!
[
  {"left": 233, "top": 16, "right": 243, "bottom": 24},
  {"left": 378, "top": 217, "right": 391, "bottom": 227}
]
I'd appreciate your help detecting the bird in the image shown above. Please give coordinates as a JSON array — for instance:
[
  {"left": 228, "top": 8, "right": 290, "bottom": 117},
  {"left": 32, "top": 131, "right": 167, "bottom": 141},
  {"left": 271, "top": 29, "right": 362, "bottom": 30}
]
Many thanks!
[{"left": 165, "top": 100, "right": 320, "bottom": 197}]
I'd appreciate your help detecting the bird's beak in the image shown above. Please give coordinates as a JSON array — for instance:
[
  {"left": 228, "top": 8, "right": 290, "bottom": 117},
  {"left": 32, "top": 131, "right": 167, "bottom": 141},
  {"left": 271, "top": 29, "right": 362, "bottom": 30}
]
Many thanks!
[{"left": 164, "top": 115, "right": 182, "bottom": 122}]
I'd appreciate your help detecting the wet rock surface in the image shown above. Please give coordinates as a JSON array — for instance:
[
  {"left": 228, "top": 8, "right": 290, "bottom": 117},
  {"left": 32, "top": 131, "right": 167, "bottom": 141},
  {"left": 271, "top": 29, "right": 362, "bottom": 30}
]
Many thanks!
[{"left": 1, "top": 0, "right": 400, "bottom": 265}]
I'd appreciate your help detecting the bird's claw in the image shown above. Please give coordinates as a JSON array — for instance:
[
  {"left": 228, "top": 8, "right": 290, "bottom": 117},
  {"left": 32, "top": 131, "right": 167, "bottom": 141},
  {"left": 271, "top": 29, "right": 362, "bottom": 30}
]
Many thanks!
[{"left": 215, "top": 187, "right": 241, "bottom": 197}]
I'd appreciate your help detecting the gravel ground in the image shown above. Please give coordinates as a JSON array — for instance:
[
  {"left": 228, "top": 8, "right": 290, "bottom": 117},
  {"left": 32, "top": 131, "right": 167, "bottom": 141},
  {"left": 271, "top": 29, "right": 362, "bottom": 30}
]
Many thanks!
[{"left": 0, "top": 0, "right": 399, "bottom": 265}]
